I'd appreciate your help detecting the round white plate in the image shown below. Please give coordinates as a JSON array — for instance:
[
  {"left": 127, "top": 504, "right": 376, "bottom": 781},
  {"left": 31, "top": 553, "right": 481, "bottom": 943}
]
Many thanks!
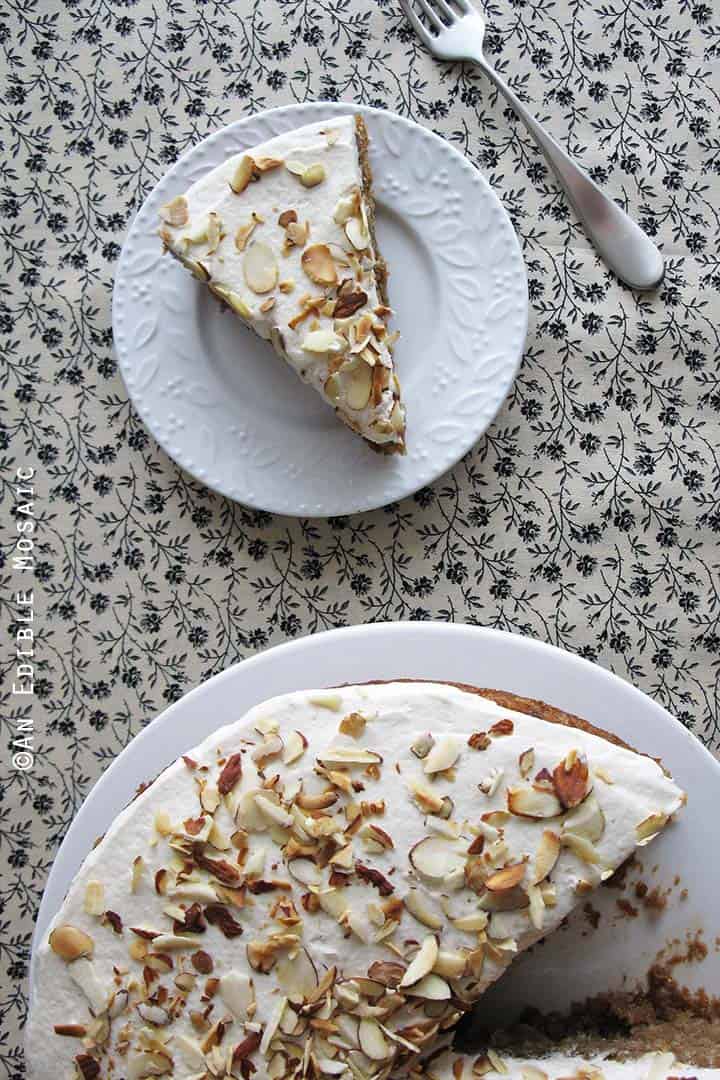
[
  {"left": 113, "top": 104, "right": 528, "bottom": 516},
  {"left": 32, "top": 623, "right": 719, "bottom": 1019}
]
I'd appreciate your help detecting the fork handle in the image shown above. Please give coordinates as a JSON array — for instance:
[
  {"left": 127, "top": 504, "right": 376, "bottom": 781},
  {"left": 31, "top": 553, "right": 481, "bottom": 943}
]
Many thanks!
[{"left": 477, "top": 60, "right": 664, "bottom": 291}]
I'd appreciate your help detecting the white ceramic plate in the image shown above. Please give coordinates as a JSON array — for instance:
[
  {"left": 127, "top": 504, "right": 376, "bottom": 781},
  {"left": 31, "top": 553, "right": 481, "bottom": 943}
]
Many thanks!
[
  {"left": 113, "top": 104, "right": 528, "bottom": 516},
  {"left": 32, "top": 623, "right": 719, "bottom": 1021}
]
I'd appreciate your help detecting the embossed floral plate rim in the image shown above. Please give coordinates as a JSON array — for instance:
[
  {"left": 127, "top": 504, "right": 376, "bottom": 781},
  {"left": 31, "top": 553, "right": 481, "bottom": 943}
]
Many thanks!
[
  {"left": 113, "top": 103, "right": 528, "bottom": 516},
  {"left": 32, "top": 622, "right": 720, "bottom": 1016}
]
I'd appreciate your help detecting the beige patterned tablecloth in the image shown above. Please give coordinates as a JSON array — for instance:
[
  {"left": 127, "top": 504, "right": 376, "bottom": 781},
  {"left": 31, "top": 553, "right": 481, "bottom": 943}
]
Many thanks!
[{"left": 2, "top": 0, "right": 719, "bottom": 1068}]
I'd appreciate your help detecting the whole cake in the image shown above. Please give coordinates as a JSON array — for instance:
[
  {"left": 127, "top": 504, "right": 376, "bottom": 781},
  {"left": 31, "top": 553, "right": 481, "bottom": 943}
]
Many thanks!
[
  {"left": 158, "top": 116, "right": 406, "bottom": 454},
  {"left": 27, "top": 681, "right": 689, "bottom": 1079}
]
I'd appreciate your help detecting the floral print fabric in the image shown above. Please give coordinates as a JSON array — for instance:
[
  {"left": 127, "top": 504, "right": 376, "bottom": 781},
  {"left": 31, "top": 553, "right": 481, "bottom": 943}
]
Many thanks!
[{"left": 2, "top": 0, "right": 719, "bottom": 1066}]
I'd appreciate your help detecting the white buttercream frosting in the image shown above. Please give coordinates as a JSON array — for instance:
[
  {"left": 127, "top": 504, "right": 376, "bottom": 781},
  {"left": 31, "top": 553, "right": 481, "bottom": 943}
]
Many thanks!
[
  {"left": 27, "top": 681, "right": 685, "bottom": 1079},
  {"left": 159, "top": 115, "right": 405, "bottom": 450},
  {"left": 426, "top": 1049, "right": 719, "bottom": 1078}
]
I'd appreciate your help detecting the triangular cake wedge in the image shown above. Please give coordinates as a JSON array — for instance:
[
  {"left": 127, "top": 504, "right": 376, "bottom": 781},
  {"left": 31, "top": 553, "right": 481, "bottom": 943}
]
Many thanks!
[
  {"left": 159, "top": 116, "right": 406, "bottom": 453},
  {"left": 28, "top": 682, "right": 685, "bottom": 1079}
]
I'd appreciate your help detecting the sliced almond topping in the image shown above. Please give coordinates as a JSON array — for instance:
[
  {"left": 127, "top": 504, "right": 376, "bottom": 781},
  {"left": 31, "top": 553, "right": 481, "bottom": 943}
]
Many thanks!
[
  {"left": 254, "top": 156, "right": 283, "bottom": 173},
  {"left": 552, "top": 753, "right": 591, "bottom": 809},
  {"left": 341, "top": 355, "right": 373, "bottom": 411},
  {"left": 68, "top": 957, "right": 108, "bottom": 1014},
  {"left": 345, "top": 215, "right": 368, "bottom": 251},
  {"left": 159, "top": 195, "right": 188, "bottom": 227},
  {"left": 260, "top": 298, "right": 276, "bottom": 313},
  {"left": 235, "top": 211, "right": 263, "bottom": 251},
  {"left": 411, "top": 733, "right": 435, "bottom": 759},
  {"left": 251, "top": 733, "right": 284, "bottom": 766},
  {"left": 282, "top": 729, "right": 308, "bottom": 765},
  {"left": 154, "top": 809, "right": 173, "bottom": 836},
  {"left": 635, "top": 811, "right": 669, "bottom": 845},
  {"left": 333, "top": 289, "right": 368, "bottom": 319},
  {"left": 404, "top": 888, "right": 443, "bottom": 930},
  {"left": 409, "top": 836, "right": 465, "bottom": 884},
  {"left": 333, "top": 190, "right": 360, "bottom": 225},
  {"left": 518, "top": 748, "right": 535, "bottom": 778},
  {"left": 532, "top": 829, "right": 561, "bottom": 884},
  {"left": 243, "top": 241, "right": 278, "bottom": 294},
  {"left": 563, "top": 793, "right": 606, "bottom": 843},
  {"left": 423, "top": 735, "right": 460, "bottom": 775},
  {"left": 318, "top": 747, "right": 382, "bottom": 767},
  {"left": 562, "top": 831, "right": 609, "bottom": 866},
  {"left": 49, "top": 925, "right": 94, "bottom": 962},
  {"left": 339, "top": 712, "right": 367, "bottom": 738},
  {"left": 210, "top": 284, "right": 253, "bottom": 320},
  {"left": 527, "top": 882, "right": 545, "bottom": 930},
  {"left": 407, "top": 973, "right": 451, "bottom": 1000},
  {"left": 230, "top": 155, "right": 255, "bottom": 194},
  {"left": 485, "top": 862, "right": 526, "bottom": 892},
  {"left": 83, "top": 881, "right": 105, "bottom": 916},
  {"left": 507, "top": 784, "right": 563, "bottom": 819},
  {"left": 300, "top": 163, "right": 326, "bottom": 188},
  {"left": 301, "top": 328, "right": 346, "bottom": 355},
  {"left": 399, "top": 934, "right": 439, "bottom": 987},
  {"left": 301, "top": 243, "right": 337, "bottom": 286},
  {"left": 286, "top": 220, "right": 309, "bottom": 248},
  {"left": 358, "top": 1018, "right": 391, "bottom": 1061},
  {"left": 451, "top": 911, "right": 489, "bottom": 933}
]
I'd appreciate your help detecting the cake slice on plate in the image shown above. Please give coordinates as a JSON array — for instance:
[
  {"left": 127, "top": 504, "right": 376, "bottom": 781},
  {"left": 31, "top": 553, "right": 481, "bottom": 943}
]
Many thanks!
[
  {"left": 158, "top": 115, "right": 406, "bottom": 453},
  {"left": 28, "top": 682, "right": 686, "bottom": 1078}
]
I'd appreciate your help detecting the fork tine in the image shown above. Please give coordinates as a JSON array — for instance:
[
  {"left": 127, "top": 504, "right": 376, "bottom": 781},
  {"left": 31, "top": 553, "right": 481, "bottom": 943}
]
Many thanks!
[
  {"left": 398, "top": 0, "right": 435, "bottom": 45},
  {"left": 412, "top": 0, "right": 445, "bottom": 30},
  {"left": 428, "top": 0, "right": 457, "bottom": 21}
]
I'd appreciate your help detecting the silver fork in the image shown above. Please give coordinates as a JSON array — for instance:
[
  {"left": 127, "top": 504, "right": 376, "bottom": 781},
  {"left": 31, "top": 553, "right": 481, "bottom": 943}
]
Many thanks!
[{"left": 398, "top": 0, "right": 664, "bottom": 291}]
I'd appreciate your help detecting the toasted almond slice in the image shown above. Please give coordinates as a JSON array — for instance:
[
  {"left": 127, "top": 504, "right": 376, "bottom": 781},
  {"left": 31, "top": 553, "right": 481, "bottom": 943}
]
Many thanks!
[
  {"left": 345, "top": 216, "right": 368, "bottom": 251},
  {"left": 485, "top": 862, "right": 526, "bottom": 892},
  {"left": 83, "top": 880, "right": 105, "bottom": 917},
  {"left": 318, "top": 747, "right": 382, "bottom": 767},
  {"left": 527, "top": 882, "right": 545, "bottom": 930},
  {"left": 553, "top": 753, "right": 591, "bottom": 809},
  {"left": 399, "top": 934, "right": 439, "bottom": 987},
  {"left": 282, "top": 730, "right": 308, "bottom": 765},
  {"left": 255, "top": 793, "right": 293, "bottom": 829},
  {"left": 404, "top": 888, "right": 443, "bottom": 930},
  {"left": 301, "top": 328, "right": 347, "bottom": 355},
  {"left": 409, "top": 836, "right": 465, "bottom": 883},
  {"left": 209, "top": 283, "right": 253, "bottom": 319},
  {"left": 276, "top": 948, "right": 318, "bottom": 1001},
  {"left": 507, "top": 785, "right": 563, "bottom": 819},
  {"left": 531, "top": 830, "right": 560, "bottom": 885},
  {"left": 255, "top": 156, "right": 283, "bottom": 173},
  {"left": 451, "top": 910, "right": 489, "bottom": 933},
  {"left": 562, "top": 831, "right": 609, "bottom": 866},
  {"left": 235, "top": 212, "right": 263, "bottom": 252},
  {"left": 49, "top": 925, "right": 94, "bottom": 962},
  {"left": 230, "top": 155, "right": 255, "bottom": 194},
  {"left": 635, "top": 811, "right": 669, "bottom": 844},
  {"left": 408, "top": 778, "right": 445, "bottom": 815},
  {"left": 333, "top": 190, "right": 361, "bottom": 225},
  {"left": 68, "top": 957, "right": 107, "bottom": 1014},
  {"left": 423, "top": 735, "right": 460, "bottom": 775},
  {"left": 287, "top": 858, "right": 322, "bottom": 888},
  {"left": 520, "top": 1067, "right": 549, "bottom": 1080},
  {"left": 478, "top": 886, "right": 529, "bottom": 912},
  {"left": 159, "top": 194, "right": 188, "bottom": 227},
  {"left": 407, "top": 973, "right": 451, "bottom": 1000},
  {"left": 358, "top": 1018, "right": 391, "bottom": 1061},
  {"left": 219, "top": 971, "right": 255, "bottom": 1019},
  {"left": 300, "top": 163, "right": 326, "bottom": 188},
  {"left": 411, "top": 734, "right": 434, "bottom": 759},
  {"left": 301, "top": 243, "right": 337, "bottom": 286},
  {"left": 342, "top": 356, "right": 373, "bottom": 411},
  {"left": 518, "top": 748, "right": 535, "bottom": 779},
  {"left": 563, "top": 793, "right": 606, "bottom": 843},
  {"left": 434, "top": 947, "right": 468, "bottom": 977},
  {"left": 251, "top": 733, "right": 284, "bottom": 765},
  {"left": 243, "top": 241, "right": 278, "bottom": 294}
]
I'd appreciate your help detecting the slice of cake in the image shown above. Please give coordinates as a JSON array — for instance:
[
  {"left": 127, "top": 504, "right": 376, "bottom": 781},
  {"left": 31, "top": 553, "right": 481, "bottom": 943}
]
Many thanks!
[
  {"left": 158, "top": 115, "right": 406, "bottom": 453},
  {"left": 27, "top": 682, "right": 685, "bottom": 1079}
]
